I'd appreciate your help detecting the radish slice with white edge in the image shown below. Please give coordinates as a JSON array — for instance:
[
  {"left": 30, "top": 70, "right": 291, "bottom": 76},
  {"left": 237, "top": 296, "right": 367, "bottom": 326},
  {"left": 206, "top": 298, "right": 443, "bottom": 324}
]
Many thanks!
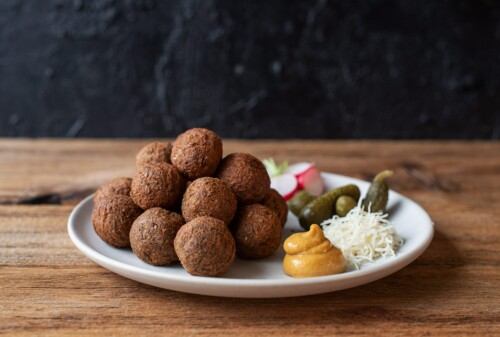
[
  {"left": 285, "top": 162, "right": 314, "bottom": 176},
  {"left": 270, "top": 173, "right": 298, "bottom": 201},
  {"left": 297, "top": 166, "right": 324, "bottom": 196},
  {"left": 285, "top": 162, "right": 324, "bottom": 196}
]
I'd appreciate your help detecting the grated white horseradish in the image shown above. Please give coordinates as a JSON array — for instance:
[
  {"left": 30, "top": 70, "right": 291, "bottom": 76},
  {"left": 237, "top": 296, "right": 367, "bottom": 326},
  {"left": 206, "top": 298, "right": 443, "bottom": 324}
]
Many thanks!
[{"left": 320, "top": 201, "right": 404, "bottom": 269}]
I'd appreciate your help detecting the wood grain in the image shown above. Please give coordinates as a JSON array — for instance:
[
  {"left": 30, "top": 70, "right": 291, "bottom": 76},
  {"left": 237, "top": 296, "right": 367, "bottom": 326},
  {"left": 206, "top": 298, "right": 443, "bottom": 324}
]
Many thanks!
[{"left": 0, "top": 139, "right": 499, "bottom": 336}]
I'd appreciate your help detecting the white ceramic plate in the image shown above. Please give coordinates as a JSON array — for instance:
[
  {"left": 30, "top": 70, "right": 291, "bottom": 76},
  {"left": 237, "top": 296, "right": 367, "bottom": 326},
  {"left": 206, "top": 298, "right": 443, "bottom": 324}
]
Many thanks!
[{"left": 68, "top": 172, "right": 433, "bottom": 298}]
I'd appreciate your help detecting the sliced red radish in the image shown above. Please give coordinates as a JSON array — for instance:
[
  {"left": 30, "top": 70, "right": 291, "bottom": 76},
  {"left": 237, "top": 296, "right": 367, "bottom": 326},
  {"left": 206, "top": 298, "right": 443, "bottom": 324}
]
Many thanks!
[
  {"left": 297, "top": 166, "right": 324, "bottom": 196},
  {"left": 285, "top": 162, "right": 314, "bottom": 177},
  {"left": 285, "top": 162, "right": 324, "bottom": 196},
  {"left": 270, "top": 173, "right": 298, "bottom": 201}
]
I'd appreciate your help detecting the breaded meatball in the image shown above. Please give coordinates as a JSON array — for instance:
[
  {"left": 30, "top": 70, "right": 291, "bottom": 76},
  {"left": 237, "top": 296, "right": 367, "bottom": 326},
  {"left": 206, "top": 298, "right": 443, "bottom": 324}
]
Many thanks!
[
  {"left": 261, "top": 188, "right": 288, "bottom": 227},
  {"left": 174, "top": 216, "right": 235, "bottom": 276},
  {"left": 136, "top": 142, "right": 172, "bottom": 167},
  {"left": 131, "top": 163, "right": 185, "bottom": 210},
  {"left": 182, "top": 177, "right": 237, "bottom": 226},
  {"left": 231, "top": 204, "right": 282, "bottom": 259},
  {"left": 94, "top": 177, "right": 132, "bottom": 204},
  {"left": 171, "top": 128, "right": 223, "bottom": 180},
  {"left": 92, "top": 195, "right": 143, "bottom": 247},
  {"left": 130, "top": 208, "right": 184, "bottom": 266},
  {"left": 215, "top": 153, "right": 271, "bottom": 204}
]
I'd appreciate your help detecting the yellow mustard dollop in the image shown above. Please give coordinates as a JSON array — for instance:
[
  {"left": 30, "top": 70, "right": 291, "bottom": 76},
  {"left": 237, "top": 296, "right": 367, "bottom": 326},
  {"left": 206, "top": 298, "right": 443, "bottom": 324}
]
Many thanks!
[{"left": 283, "top": 224, "right": 346, "bottom": 278}]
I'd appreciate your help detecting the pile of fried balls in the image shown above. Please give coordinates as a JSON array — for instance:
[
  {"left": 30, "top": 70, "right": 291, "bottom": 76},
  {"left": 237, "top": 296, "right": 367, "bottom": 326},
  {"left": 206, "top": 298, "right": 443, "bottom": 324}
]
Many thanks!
[{"left": 92, "top": 128, "right": 288, "bottom": 277}]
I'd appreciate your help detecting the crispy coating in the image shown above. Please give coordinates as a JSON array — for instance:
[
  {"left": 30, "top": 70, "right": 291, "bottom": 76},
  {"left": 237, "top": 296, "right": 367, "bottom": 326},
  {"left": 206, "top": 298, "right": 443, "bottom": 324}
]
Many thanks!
[
  {"left": 231, "top": 204, "right": 282, "bottom": 259},
  {"left": 261, "top": 188, "right": 288, "bottom": 227},
  {"left": 94, "top": 177, "right": 132, "bottom": 204},
  {"left": 215, "top": 153, "right": 271, "bottom": 204},
  {"left": 131, "top": 163, "right": 186, "bottom": 210},
  {"left": 171, "top": 128, "right": 223, "bottom": 180},
  {"left": 182, "top": 177, "right": 237, "bottom": 226},
  {"left": 92, "top": 195, "right": 143, "bottom": 247},
  {"left": 130, "top": 208, "right": 184, "bottom": 266},
  {"left": 174, "top": 216, "right": 235, "bottom": 276},
  {"left": 136, "top": 142, "right": 172, "bottom": 168}
]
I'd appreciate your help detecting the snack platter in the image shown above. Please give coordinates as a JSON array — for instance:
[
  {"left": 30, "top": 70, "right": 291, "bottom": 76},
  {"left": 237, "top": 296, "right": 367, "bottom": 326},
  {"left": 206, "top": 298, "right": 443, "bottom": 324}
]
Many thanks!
[{"left": 68, "top": 172, "right": 434, "bottom": 298}]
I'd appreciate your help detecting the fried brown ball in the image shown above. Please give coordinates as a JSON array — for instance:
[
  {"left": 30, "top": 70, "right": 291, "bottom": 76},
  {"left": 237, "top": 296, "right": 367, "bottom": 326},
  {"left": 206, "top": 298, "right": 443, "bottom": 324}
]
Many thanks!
[
  {"left": 231, "top": 204, "right": 282, "bottom": 259},
  {"left": 174, "top": 216, "right": 235, "bottom": 276},
  {"left": 182, "top": 177, "right": 237, "bottom": 226},
  {"left": 171, "top": 128, "right": 223, "bottom": 180},
  {"left": 130, "top": 163, "right": 185, "bottom": 210},
  {"left": 94, "top": 177, "right": 132, "bottom": 204},
  {"left": 92, "top": 195, "right": 143, "bottom": 247},
  {"left": 215, "top": 153, "right": 271, "bottom": 204},
  {"left": 261, "top": 188, "right": 288, "bottom": 227},
  {"left": 136, "top": 142, "right": 172, "bottom": 167},
  {"left": 129, "top": 208, "right": 184, "bottom": 266}
]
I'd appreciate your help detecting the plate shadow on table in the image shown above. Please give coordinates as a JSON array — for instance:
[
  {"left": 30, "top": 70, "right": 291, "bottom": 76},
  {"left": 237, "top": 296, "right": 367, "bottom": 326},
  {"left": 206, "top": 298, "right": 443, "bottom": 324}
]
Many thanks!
[{"left": 131, "top": 227, "right": 463, "bottom": 324}]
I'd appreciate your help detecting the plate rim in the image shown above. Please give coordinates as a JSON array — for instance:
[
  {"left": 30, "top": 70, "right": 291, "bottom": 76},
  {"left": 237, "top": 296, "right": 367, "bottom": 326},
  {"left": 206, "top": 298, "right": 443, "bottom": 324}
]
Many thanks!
[{"left": 67, "top": 172, "right": 434, "bottom": 294}]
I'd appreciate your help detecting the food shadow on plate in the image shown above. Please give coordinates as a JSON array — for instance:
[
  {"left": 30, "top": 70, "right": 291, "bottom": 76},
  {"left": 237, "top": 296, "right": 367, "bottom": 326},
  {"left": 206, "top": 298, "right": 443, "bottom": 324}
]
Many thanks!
[
  {"left": 223, "top": 256, "right": 281, "bottom": 279},
  {"left": 386, "top": 199, "right": 402, "bottom": 220}
]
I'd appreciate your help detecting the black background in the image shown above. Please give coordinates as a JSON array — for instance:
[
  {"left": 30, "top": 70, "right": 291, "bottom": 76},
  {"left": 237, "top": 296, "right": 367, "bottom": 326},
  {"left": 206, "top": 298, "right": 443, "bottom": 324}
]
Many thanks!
[{"left": 1, "top": 0, "right": 499, "bottom": 139}]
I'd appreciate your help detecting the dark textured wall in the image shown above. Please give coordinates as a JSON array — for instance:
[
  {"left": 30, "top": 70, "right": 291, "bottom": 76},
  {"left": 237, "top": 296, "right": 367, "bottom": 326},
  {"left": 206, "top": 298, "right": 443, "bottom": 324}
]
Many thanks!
[{"left": 1, "top": 0, "right": 499, "bottom": 139}]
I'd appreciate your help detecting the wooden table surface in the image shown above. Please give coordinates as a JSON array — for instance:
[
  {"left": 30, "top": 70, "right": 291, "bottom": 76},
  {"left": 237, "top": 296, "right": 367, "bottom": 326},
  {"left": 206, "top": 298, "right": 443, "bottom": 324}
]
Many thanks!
[{"left": 1, "top": 139, "right": 499, "bottom": 336}]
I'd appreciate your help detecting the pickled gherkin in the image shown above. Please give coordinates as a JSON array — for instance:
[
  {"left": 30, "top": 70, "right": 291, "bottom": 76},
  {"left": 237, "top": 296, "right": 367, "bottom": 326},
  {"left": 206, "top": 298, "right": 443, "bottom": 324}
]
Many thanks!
[
  {"left": 298, "top": 184, "right": 361, "bottom": 230},
  {"left": 362, "top": 170, "right": 393, "bottom": 212},
  {"left": 288, "top": 191, "right": 317, "bottom": 216},
  {"left": 335, "top": 195, "right": 357, "bottom": 217}
]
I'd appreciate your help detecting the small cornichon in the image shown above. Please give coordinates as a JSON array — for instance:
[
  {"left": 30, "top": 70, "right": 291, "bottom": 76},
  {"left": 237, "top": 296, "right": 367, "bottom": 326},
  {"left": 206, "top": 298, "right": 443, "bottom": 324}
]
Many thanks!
[
  {"left": 362, "top": 170, "right": 393, "bottom": 212},
  {"left": 335, "top": 195, "right": 357, "bottom": 217},
  {"left": 288, "top": 191, "right": 317, "bottom": 217},
  {"left": 298, "top": 184, "right": 361, "bottom": 230}
]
